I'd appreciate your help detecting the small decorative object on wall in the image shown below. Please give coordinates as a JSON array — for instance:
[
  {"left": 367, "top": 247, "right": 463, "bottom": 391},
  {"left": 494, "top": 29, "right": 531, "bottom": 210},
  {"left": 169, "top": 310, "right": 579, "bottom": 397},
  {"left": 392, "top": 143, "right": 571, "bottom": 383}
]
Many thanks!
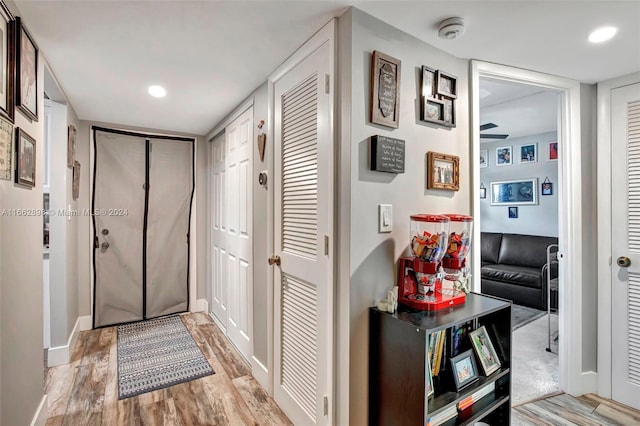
[
  {"left": 479, "top": 183, "right": 486, "bottom": 199},
  {"left": 72, "top": 160, "right": 80, "bottom": 200},
  {"left": 496, "top": 146, "right": 512, "bottom": 166},
  {"left": 0, "top": 2, "right": 15, "bottom": 122},
  {"left": 548, "top": 141, "right": 558, "bottom": 160},
  {"left": 490, "top": 178, "right": 538, "bottom": 205},
  {"left": 370, "top": 50, "right": 401, "bottom": 129},
  {"left": 508, "top": 206, "right": 518, "bottom": 218},
  {"left": 469, "top": 325, "right": 502, "bottom": 375},
  {"left": 450, "top": 349, "right": 480, "bottom": 391},
  {"left": 0, "top": 114, "right": 13, "bottom": 180},
  {"left": 67, "top": 124, "right": 76, "bottom": 168},
  {"left": 541, "top": 177, "right": 553, "bottom": 195},
  {"left": 370, "top": 135, "right": 405, "bottom": 173},
  {"left": 436, "top": 70, "right": 457, "bottom": 99},
  {"left": 420, "top": 66, "right": 456, "bottom": 128},
  {"left": 15, "top": 17, "right": 38, "bottom": 122},
  {"left": 479, "top": 149, "right": 488, "bottom": 168},
  {"left": 427, "top": 151, "right": 459, "bottom": 191},
  {"left": 519, "top": 143, "right": 537, "bottom": 163},
  {"left": 15, "top": 127, "right": 35, "bottom": 188}
]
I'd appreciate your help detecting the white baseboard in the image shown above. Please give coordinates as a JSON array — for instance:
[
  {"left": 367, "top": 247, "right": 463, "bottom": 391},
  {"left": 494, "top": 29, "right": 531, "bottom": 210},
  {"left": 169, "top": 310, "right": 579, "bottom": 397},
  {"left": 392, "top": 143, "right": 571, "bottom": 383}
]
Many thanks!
[
  {"left": 579, "top": 371, "right": 598, "bottom": 395},
  {"left": 47, "top": 315, "right": 90, "bottom": 367},
  {"left": 251, "top": 356, "right": 269, "bottom": 391},
  {"left": 194, "top": 298, "right": 209, "bottom": 313},
  {"left": 30, "top": 394, "right": 47, "bottom": 426}
]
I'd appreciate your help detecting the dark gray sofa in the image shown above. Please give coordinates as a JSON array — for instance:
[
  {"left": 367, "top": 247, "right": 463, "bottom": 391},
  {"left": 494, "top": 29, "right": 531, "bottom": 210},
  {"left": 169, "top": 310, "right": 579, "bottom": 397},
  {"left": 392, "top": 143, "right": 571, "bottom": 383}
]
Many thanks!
[{"left": 480, "top": 232, "right": 558, "bottom": 310}]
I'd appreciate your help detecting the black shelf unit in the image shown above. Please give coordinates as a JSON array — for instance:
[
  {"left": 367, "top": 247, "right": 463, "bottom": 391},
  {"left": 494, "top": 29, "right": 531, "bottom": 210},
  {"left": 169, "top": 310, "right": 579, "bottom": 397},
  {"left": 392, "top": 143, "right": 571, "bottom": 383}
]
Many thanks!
[{"left": 369, "top": 292, "right": 512, "bottom": 425}]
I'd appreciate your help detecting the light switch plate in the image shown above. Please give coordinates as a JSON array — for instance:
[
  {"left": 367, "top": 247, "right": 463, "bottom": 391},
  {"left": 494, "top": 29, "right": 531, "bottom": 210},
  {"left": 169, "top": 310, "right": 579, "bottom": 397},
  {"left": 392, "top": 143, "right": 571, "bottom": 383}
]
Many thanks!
[{"left": 379, "top": 204, "right": 392, "bottom": 233}]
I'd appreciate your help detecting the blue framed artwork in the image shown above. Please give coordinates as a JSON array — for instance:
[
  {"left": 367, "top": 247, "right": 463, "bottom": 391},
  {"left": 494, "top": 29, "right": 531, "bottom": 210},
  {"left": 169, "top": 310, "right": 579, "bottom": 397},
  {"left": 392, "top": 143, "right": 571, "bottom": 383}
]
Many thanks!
[
  {"left": 490, "top": 178, "right": 538, "bottom": 205},
  {"left": 508, "top": 207, "right": 518, "bottom": 218}
]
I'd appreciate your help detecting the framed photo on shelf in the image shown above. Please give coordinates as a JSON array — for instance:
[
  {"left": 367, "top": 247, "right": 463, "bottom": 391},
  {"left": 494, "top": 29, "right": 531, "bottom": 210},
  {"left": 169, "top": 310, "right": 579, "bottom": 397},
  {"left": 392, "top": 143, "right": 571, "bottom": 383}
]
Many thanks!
[
  {"left": 508, "top": 206, "right": 518, "bottom": 219},
  {"left": 436, "top": 70, "right": 457, "bottom": 99},
  {"left": 490, "top": 178, "right": 538, "bottom": 205},
  {"left": 15, "top": 127, "right": 35, "bottom": 188},
  {"left": 496, "top": 146, "right": 512, "bottom": 166},
  {"left": 0, "top": 1, "right": 14, "bottom": 121},
  {"left": 0, "top": 114, "right": 12, "bottom": 180},
  {"left": 450, "top": 349, "right": 479, "bottom": 391},
  {"left": 16, "top": 17, "right": 38, "bottom": 122},
  {"left": 548, "top": 141, "right": 558, "bottom": 160},
  {"left": 370, "top": 50, "right": 401, "bottom": 129},
  {"left": 519, "top": 143, "right": 537, "bottom": 163},
  {"left": 469, "top": 326, "right": 502, "bottom": 375},
  {"left": 427, "top": 151, "right": 459, "bottom": 191},
  {"left": 68, "top": 124, "right": 76, "bottom": 168},
  {"left": 425, "top": 355, "right": 435, "bottom": 397},
  {"left": 480, "top": 149, "right": 488, "bottom": 168}
]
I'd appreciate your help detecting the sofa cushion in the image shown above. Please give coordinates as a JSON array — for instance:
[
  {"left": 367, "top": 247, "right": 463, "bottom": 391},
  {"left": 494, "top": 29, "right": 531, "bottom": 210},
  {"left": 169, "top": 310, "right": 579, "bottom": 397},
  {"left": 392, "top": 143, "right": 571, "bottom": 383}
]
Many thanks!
[
  {"left": 481, "top": 232, "right": 503, "bottom": 264},
  {"left": 497, "top": 234, "right": 558, "bottom": 269},
  {"left": 481, "top": 264, "right": 543, "bottom": 289}
]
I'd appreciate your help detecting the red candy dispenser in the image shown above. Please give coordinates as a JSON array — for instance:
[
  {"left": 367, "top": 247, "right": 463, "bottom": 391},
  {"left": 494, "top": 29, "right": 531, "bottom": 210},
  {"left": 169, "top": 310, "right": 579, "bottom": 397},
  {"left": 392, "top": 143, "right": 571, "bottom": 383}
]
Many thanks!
[
  {"left": 397, "top": 214, "right": 467, "bottom": 310},
  {"left": 442, "top": 214, "right": 473, "bottom": 282}
]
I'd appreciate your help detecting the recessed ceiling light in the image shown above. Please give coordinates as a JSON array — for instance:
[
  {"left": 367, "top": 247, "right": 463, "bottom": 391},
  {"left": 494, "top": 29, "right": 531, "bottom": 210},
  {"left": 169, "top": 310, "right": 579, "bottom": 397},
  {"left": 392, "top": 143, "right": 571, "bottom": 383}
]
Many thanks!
[
  {"left": 148, "top": 85, "right": 166, "bottom": 98},
  {"left": 588, "top": 26, "right": 617, "bottom": 43}
]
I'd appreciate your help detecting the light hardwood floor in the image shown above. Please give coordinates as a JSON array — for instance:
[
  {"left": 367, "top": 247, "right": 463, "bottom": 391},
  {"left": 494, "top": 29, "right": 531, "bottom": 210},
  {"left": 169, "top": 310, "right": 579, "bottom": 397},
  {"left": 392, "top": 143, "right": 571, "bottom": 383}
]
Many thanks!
[
  {"left": 513, "top": 392, "right": 640, "bottom": 425},
  {"left": 44, "top": 312, "right": 292, "bottom": 425}
]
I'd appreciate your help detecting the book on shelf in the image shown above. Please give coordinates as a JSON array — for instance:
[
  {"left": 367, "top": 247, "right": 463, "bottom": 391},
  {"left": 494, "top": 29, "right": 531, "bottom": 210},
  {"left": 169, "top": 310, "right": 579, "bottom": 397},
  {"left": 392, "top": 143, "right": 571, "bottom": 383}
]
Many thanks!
[
  {"left": 433, "top": 330, "right": 446, "bottom": 376},
  {"left": 456, "top": 381, "right": 496, "bottom": 412},
  {"left": 426, "top": 405, "right": 457, "bottom": 426}
]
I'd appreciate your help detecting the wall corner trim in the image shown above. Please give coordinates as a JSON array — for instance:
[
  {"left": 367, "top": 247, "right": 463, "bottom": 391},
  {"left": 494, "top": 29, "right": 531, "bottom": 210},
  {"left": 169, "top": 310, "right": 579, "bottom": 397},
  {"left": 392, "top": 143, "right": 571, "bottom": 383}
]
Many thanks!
[
  {"left": 251, "top": 356, "right": 269, "bottom": 391},
  {"left": 30, "top": 395, "right": 48, "bottom": 426},
  {"left": 48, "top": 315, "right": 90, "bottom": 367},
  {"left": 578, "top": 371, "right": 598, "bottom": 396},
  {"left": 194, "top": 298, "right": 209, "bottom": 313}
]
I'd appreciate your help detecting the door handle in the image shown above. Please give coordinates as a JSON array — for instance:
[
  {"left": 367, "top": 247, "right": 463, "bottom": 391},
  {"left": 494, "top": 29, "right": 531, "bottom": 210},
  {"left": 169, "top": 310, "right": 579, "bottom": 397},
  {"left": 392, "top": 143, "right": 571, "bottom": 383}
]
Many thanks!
[
  {"left": 268, "top": 255, "right": 281, "bottom": 266},
  {"left": 101, "top": 242, "right": 110, "bottom": 253},
  {"left": 617, "top": 256, "right": 631, "bottom": 268}
]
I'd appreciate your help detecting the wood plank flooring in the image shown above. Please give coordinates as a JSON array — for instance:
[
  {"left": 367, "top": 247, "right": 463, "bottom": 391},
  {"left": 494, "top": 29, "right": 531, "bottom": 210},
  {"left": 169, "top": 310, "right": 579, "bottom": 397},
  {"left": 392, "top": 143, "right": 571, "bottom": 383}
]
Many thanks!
[
  {"left": 513, "top": 393, "right": 640, "bottom": 425},
  {"left": 44, "top": 312, "right": 292, "bottom": 426}
]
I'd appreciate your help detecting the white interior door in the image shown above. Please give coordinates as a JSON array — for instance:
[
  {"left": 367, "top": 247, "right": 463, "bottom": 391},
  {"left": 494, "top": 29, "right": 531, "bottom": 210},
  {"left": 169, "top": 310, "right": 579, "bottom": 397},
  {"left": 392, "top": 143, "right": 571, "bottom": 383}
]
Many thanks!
[
  {"left": 210, "top": 132, "right": 228, "bottom": 328},
  {"left": 611, "top": 81, "right": 640, "bottom": 410},
  {"left": 273, "top": 37, "right": 333, "bottom": 425}
]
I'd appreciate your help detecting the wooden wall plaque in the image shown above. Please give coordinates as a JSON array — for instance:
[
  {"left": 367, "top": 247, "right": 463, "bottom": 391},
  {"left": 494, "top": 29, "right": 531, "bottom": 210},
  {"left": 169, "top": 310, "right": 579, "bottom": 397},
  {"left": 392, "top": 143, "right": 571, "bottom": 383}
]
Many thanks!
[
  {"left": 370, "top": 51, "right": 401, "bottom": 129},
  {"left": 370, "top": 135, "right": 405, "bottom": 173}
]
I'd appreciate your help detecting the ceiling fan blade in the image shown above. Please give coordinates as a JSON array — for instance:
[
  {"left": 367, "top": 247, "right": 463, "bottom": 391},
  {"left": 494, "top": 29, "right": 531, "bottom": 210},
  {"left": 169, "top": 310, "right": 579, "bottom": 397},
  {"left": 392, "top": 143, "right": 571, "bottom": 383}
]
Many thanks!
[
  {"left": 480, "top": 133, "right": 509, "bottom": 139},
  {"left": 480, "top": 122, "right": 498, "bottom": 131}
]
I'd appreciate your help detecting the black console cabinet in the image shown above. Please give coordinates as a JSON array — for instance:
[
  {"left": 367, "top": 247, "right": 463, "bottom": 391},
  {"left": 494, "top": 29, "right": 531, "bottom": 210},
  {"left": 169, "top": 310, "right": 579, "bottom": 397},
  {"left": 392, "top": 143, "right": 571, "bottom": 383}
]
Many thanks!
[{"left": 369, "top": 293, "right": 512, "bottom": 425}]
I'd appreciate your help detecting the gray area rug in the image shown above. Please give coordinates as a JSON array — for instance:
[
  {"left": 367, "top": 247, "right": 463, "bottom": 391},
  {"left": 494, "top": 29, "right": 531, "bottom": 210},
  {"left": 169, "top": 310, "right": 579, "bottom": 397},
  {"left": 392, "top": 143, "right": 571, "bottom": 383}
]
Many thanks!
[
  {"left": 512, "top": 304, "right": 546, "bottom": 331},
  {"left": 117, "top": 315, "right": 214, "bottom": 399}
]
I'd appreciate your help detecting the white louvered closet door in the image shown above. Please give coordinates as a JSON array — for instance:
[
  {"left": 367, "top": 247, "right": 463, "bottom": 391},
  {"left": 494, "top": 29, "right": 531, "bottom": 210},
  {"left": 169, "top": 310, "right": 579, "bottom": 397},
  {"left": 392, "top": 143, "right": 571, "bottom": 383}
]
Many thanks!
[
  {"left": 273, "top": 37, "right": 333, "bottom": 425},
  {"left": 612, "top": 81, "right": 640, "bottom": 410}
]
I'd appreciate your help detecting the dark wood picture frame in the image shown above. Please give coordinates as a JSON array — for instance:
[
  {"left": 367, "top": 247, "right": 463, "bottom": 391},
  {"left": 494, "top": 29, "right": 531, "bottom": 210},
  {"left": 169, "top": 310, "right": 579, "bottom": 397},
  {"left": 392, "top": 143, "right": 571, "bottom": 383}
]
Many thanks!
[
  {"left": 436, "top": 70, "right": 457, "bottom": 99},
  {"left": 15, "top": 126, "right": 35, "bottom": 188},
  {"left": 422, "top": 97, "right": 446, "bottom": 125},
  {"left": 450, "top": 349, "right": 480, "bottom": 391},
  {"left": 0, "top": 2, "right": 14, "bottom": 122},
  {"left": 421, "top": 65, "right": 436, "bottom": 98},
  {"left": 68, "top": 124, "right": 76, "bottom": 168},
  {"left": 442, "top": 96, "right": 456, "bottom": 127},
  {"left": 72, "top": 160, "right": 80, "bottom": 200},
  {"left": 15, "top": 17, "right": 38, "bottom": 122},
  {"left": 0, "top": 113, "right": 12, "bottom": 180},
  {"left": 427, "top": 151, "right": 460, "bottom": 191},
  {"left": 370, "top": 50, "right": 401, "bottom": 129},
  {"left": 542, "top": 181, "right": 553, "bottom": 195}
]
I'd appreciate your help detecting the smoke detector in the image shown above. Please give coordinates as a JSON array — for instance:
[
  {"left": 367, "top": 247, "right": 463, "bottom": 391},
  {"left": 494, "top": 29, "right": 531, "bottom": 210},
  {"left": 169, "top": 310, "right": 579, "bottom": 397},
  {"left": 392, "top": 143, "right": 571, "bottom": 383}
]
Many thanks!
[{"left": 438, "top": 17, "right": 465, "bottom": 40}]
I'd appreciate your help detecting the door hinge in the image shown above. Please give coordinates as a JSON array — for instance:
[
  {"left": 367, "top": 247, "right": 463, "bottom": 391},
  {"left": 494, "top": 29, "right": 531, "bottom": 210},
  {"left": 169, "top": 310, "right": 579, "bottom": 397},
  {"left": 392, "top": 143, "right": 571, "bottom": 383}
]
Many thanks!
[
  {"left": 323, "top": 395, "right": 329, "bottom": 416},
  {"left": 324, "top": 235, "right": 329, "bottom": 256},
  {"left": 325, "top": 74, "right": 330, "bottom": 94}
]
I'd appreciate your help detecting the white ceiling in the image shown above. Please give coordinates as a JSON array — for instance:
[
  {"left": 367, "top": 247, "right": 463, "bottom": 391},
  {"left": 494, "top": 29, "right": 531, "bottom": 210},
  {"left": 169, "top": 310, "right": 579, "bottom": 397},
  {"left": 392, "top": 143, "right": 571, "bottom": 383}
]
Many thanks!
[{"left": 15, "top": 1, "right": 640, "bottom": 135}]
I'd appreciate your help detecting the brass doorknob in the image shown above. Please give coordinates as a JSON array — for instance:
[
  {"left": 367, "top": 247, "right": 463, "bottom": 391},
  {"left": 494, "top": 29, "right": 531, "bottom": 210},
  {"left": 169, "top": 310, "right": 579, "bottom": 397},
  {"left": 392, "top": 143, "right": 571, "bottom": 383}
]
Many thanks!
[
  {"left": 617, "top": 256, "right": 631, "bottom": 268},
  {"left": 268, "top": 255, "right": 281, "bottom": 266}
]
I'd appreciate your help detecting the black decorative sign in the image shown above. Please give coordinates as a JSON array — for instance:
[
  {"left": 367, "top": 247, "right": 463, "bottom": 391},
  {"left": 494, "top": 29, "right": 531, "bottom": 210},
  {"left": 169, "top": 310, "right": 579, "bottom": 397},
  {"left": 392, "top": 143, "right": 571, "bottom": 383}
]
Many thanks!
[{"left": 370, "top": 135, "right": 405, "bottom": 174}]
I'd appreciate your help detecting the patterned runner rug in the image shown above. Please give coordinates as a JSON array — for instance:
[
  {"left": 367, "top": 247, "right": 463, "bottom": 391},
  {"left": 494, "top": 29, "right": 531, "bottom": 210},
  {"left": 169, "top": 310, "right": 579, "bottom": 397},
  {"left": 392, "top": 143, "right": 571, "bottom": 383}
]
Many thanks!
[{"left": 117, "top": 315, "right": 214, "bottom": 399}]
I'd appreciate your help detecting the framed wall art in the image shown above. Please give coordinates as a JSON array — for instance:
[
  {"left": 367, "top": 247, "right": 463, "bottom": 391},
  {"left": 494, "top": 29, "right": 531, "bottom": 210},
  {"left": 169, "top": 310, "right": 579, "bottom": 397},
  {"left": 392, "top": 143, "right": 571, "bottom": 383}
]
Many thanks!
[
  {"left": 422, "top": 97, "right": 445, "bottom": 125},
  {"left": 496, "top": 146, "right": 512, "bottom": 166},
  {"left": 421, "top": 66, "right": 436, "bottom": 98},
  {"left": 370, "top": 50, "right": 401, "bottom": 128},
  {"left": 15, "top": 127, "right": 35, "bottom": 188},
  {"left": 469, "top": 326, "right": 502, "bottom": 375},
  {"left": 542, "top": 178, "right": 553, "bottom": 195},
  {"left": 519, "top": 143, "right": 537, "bottom": 163},
  {"left": 0, "top": 113, "right": 12, "bottom": 180},
  {"left": 0, "top": 1, "right": 14, "bottom": 122},
  {"left": 479, "top": 149, "right": 488, "bottom": 168},
  {"left": 427, "top": 151, "right": 459, "bottom": 191},
  {"left": 479, "top": 183, "right": 486, "bottom": 199},
  {"left": 508, "top": 206, "right": 518, "bottom": 219},
  {"left": 72, "top": 160, "right": 80, "bottom": 200},
  {"left": 436, "top": 70, "right": 457, "bottom": 99},
  {"left": 490, "top": 178, "right": 538, "bottom": 205},
  {"left": 16, "top": 17, "right": 38, "bottom": 122},
  {"left": 68, "top": 124, "right": 76, "bottom": 168},
  {"left": 548, "top": 141, "right": 558, "bottom": 160},
  {"left": 442, "top": 96, "right": 455, "bottom": 127}
]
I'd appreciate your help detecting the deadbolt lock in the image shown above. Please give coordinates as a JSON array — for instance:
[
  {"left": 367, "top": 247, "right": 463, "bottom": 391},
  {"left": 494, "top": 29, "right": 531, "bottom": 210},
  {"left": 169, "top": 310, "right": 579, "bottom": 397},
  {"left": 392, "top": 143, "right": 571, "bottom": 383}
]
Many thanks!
[
  {"left": 102, "top": 229, "right": 109, "bottom": 236},
  {"left": 617, "top": 256, "right": 631, "bottom": 268},
  {"left": 268, "top": 255, "right": 281, "bottom": 266}
]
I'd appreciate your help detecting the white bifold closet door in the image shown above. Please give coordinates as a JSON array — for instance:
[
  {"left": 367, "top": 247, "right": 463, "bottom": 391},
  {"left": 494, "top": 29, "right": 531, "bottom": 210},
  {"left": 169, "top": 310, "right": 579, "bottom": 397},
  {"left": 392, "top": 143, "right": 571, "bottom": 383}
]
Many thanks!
[{"left": 93, "top": 128, "right": 193, "bottom": 328}]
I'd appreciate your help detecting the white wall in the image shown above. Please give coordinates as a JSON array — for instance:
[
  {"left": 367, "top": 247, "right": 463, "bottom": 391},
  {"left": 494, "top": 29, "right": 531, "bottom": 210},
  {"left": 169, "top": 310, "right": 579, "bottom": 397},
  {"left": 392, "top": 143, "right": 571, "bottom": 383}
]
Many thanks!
[
  {"left": 480, "top": 131, "right": 559, "bottom": 237},
  {"left": 343, "top": 8, "right": 471, "bottom": 424}
]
